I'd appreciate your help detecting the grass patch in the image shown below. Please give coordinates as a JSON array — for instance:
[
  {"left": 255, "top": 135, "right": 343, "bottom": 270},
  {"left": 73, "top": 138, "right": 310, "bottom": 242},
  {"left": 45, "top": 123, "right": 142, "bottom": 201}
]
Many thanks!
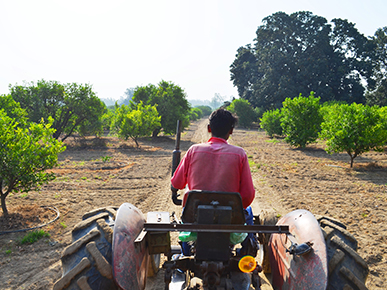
[
  {"left": 72, "top": 161, "right": 85, "bottom": 167},
  {"left": 20, "top": 230, "right": 50, "bottom": 245},
  {"left": 248, "top": 159, "right": 258, "bottom": 172},
  {"left": 101, "top": 155, "right": 112, "bottom": 163},
  {"left": 54, "top": 176, "right": 69, "bottom": 182},
  {"left": 265, "top": 139, "right": 281, "bottom": 144},
  {"left": 60, "top": 222, "right": 67, "bottom": 229},
  {"left": 247, "top": 156, "right": 265, "bottom": 172}
]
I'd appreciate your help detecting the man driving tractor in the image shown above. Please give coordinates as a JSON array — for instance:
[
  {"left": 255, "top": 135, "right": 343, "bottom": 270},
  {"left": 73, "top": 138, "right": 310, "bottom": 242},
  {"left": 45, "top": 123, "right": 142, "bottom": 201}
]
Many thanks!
[{"left": 171, "top": 108, "right": 257, "bottom": 256}]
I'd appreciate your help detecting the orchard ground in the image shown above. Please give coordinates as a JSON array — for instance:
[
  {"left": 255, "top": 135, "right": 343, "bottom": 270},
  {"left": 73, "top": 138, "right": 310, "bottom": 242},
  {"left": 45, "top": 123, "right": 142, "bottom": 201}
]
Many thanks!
[{"left": 0, "top": 119, "right": 386, "bottom": 289}]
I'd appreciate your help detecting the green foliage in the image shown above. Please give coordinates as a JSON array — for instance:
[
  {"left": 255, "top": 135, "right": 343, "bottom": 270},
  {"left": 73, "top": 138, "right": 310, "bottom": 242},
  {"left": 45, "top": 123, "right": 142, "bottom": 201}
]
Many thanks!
[
  {"left": 320, "top": 103, "right": 387, "bottom": 167},
  {"left": 76, "top": 105, "right": 107, "bottom": 138},
  {"left": 9, "top": 80, "right": 106, "bottom": 141},
  {"left": 101, "top": 108, "right": 115, "bottom": 132},
  {"left": 132, "top": 80, "right": 190, "bottom": 136},
  {"left": 260, "top": 109, "right": 283, "bottom": 137},
  {"left": 366, "top": 78, "right": 387, "bottom": 106},
  {"left": 195, "top": 105, "right": 212, "bottom": 116},
  {"left": 231, "top": 11, "right": 379, "bottom": 109},
  {"left": 189, "top": 107, "right": 203, "bottom": 121},
  {"left": 254, "top": 107, "right": 264, "bottom": 120},
  {"left": 20, "top": 230, "right": 50, "bottom": 245},
  {"left": 0, "top": 110, "right": 65, "bottom": 215},
  {"left": 111, "top": 102, "right": 161, "bottom": 147},
  {"left": 366, "top": 27, "right": 387, "bottom": 105},
  {"left": 228, "top": 99, "right": 256, "bottom": 128},
  {"left": 101, "top": 156, "right": 112, "bottom": 163},
  {"left": 0, "top": 94, "right": 27, "bottom": 122},
  {"left": 281, "top": 92, "right": 323, "bottom": 148}
]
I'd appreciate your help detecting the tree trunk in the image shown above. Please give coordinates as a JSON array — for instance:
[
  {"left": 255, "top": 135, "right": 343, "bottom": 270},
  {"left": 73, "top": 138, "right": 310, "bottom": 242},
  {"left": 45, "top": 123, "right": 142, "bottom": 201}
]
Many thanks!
[
  {"left": 152, "top": 128, "right": 161, "bottom": 138},
  {"left": 1, "top": 194, "right": 8, "bottom": 216}
]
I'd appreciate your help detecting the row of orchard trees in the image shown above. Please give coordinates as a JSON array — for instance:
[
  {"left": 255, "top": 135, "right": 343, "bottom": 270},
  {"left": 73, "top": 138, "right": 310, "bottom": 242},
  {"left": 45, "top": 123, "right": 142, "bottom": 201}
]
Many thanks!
[
  {"left": 260, "top": 93, "right": 387, "bottom": 167},
  {"left": 109, "top": 80, "right": 211, "bottom": 146},
  {"left": 3, "top": 79, "right": 210, "bottom": 143},
  {"left": 0, "top": 79, "right": 210, "bottom": 216}
]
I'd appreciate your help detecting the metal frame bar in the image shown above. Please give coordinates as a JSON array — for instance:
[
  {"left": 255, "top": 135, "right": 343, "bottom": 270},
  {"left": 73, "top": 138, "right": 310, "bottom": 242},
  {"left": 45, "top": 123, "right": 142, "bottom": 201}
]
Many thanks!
[{"left": 143, "top": 223, "right": 289, "bottom": 234}]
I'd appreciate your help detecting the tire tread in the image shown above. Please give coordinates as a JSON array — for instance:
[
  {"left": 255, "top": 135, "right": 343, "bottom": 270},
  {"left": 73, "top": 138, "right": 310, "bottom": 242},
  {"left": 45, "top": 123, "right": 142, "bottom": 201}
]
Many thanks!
[
  {"left": 55, "top": 207, "right": 118, "bottom": 290},
  {"left": 53, "top": 258, "right": 91, "bottom": 290},
  {"left": 320, "top": 216, "right": 369, "bottom": 290}
]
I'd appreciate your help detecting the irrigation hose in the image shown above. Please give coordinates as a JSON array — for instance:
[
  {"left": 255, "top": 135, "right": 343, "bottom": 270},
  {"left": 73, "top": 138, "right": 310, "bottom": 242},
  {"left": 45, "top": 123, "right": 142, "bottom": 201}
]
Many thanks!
[{"left": 0, "top": 205, "right": 60, "bottom": 235}]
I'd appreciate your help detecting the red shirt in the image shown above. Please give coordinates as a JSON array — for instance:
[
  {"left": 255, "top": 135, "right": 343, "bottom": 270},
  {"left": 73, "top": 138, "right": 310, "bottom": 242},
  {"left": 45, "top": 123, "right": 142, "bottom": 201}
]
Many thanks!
[{"left": 171, "top": 137, "right": 255, "bottom": 209}]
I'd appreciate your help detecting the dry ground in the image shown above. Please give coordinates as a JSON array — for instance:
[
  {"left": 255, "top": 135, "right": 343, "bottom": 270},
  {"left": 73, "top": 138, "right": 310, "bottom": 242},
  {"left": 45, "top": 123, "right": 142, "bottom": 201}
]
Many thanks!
[{"left": 0, "top": 119, "right": 386, "bottom": 289}]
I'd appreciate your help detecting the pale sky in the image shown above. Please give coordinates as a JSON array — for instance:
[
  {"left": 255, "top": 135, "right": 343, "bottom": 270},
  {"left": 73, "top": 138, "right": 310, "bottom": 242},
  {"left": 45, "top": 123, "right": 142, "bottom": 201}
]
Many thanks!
[{"left": 0, "top": 0, "right": 385, "bottom": 102}]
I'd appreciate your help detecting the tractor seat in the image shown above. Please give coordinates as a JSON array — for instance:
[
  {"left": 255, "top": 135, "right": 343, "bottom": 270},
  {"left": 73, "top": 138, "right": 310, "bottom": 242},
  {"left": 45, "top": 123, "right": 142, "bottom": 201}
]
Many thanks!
[
  {"left": 181, "top": 190, "right": 246, "bottom": 261},
  {"left": 181, "top": 190, "right": 246, "bottom": 224}
]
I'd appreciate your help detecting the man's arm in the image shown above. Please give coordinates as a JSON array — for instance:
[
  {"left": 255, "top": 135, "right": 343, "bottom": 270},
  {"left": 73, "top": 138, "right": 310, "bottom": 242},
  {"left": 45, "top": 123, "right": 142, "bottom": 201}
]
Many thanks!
[
  {"left": 239, "top": 154, "right": 255, "bottom": 209},
  {"left": 171, "top": 151, "right": 189, "bottom": 190}
]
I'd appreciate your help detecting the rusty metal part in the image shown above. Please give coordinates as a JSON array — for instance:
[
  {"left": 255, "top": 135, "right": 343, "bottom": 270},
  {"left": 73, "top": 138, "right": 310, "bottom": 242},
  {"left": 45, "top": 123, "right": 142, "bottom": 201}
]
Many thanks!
[
  {"left": 112, "top": 203, "right": 149, "bottom": 290},
  {"left": 269, "top": 209, "right": 328, "bottom": 290}
]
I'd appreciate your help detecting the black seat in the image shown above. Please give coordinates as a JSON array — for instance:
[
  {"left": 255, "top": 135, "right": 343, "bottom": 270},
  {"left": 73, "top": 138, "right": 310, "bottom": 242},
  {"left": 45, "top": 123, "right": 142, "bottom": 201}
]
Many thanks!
[
  {"left": 181, "top": 190, "right": 245, "bottom": 224},
  {"left": 181, "top": 190, "right": 246, "bottom": 261}
]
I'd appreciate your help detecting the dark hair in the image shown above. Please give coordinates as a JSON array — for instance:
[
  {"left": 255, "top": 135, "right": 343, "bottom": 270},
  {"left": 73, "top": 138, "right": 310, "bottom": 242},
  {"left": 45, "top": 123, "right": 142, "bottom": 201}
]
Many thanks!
[{"left": 209, "top": 109, "right": 237, "bottom": 137}]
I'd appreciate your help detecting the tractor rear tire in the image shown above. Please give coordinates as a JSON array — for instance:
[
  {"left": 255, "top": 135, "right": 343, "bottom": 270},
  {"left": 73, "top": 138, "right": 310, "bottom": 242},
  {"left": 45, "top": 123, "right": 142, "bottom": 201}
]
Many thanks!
[
  {"left": 53, "top": 207, "right": 118, "bottom": 290},
  {"left": 318, "top": 216, "right": 369, "bottom": 290}
]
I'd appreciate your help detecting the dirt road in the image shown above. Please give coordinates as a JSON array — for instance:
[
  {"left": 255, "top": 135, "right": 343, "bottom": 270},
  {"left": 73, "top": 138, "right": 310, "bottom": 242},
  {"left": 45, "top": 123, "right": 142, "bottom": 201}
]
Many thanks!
[{"left": 0, "top": 119, "right": 386, "bottom": 289}]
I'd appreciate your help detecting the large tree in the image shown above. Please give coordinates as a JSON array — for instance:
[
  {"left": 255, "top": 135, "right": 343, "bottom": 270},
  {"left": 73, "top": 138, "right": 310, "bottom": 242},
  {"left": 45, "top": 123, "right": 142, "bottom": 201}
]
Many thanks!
[
  {"left": 9, "top": 80, "right": 106, "bottom": 141},
  {"left": 230, "top": 11, "right": 378, "bottom": 109},
  {"left": 132, "top": 80, "right": 190, "bottom": 136},
  {"left": 366, "top": 27, "right": 387, "bottom": 106}
]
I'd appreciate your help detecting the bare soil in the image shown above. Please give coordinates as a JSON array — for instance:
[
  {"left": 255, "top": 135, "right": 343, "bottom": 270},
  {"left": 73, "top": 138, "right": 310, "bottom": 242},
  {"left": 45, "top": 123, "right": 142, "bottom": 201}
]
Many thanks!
[{"left": 0, "top": 119, "right": 386, "bottom": 289}]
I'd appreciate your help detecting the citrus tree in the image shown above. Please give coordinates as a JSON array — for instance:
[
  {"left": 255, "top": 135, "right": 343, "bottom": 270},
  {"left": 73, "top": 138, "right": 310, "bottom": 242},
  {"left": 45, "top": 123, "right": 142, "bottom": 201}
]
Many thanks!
[
  {"left": 195, "top": 105, "right": 212, "bottom": 116},
  {"left": 281, "top": 92, "right": 323, "bottom": 147},
  {"left": 0, "top": 110, "right": 65, "bottom": 216},
  {"left": 228, "top": 98, "right": 257, "bottom": 128},
  {"left": 0, "top": 94, "right": 27, "bottom": 121},
  {"left": 111, "top": 102, "right": 161, "bottom": 147},
  {"left": 260, "top": 109, "right": 283, "bottom": 137},
  {"left": 189, "top": 107, "right": 203, "bottom": 121},
  {"left": 320, "top": 103, "right": 387, "bottom": 167}
]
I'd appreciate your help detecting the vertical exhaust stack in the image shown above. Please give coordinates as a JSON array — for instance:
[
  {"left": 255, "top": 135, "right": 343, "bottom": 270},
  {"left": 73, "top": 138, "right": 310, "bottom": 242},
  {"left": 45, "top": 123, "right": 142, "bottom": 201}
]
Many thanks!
[{"left": 171, "top": 120, "right": 182, "bottom": 205}]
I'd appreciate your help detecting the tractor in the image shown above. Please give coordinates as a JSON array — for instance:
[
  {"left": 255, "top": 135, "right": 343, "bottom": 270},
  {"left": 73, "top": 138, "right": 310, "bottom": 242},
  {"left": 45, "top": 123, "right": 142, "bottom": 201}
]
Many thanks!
[{"left": 53, "top": 122, "right": 369, "bottom": 290}]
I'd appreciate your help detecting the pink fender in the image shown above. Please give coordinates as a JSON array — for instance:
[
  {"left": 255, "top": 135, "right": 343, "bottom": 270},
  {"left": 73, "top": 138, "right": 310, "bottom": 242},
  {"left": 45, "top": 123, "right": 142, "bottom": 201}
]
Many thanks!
[
  {"left": 269, "top": 209, "right": 327, "bottom": 290},
  {"left": 113, "top": 203, "right": 149, "bottom": 290}
]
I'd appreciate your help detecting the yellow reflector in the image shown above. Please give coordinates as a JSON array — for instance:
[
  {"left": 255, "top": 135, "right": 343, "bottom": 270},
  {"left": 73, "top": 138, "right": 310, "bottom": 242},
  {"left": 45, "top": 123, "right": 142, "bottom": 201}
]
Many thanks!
[{"left": 238, "top": 255, "right": 257, "bottom": 273}]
